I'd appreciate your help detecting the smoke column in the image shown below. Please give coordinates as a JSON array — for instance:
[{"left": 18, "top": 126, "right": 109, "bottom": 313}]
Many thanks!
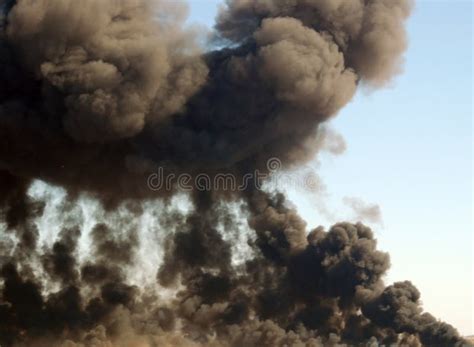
[{"left": 0, "top": 0, "right": 469, "bottom": 346}]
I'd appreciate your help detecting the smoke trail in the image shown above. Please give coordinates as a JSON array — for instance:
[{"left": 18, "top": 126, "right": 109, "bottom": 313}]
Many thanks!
[{"left": 0, "top": 0, "right": 469, "bottom": 346}]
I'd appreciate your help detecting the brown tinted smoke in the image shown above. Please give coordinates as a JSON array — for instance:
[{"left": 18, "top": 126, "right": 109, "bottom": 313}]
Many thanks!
[{"left": 0, "top": 0, "right": 468, "bottom": 346}]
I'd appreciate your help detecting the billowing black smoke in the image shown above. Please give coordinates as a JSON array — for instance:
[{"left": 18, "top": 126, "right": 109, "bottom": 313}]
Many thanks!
[{"left": 0, "top": 0, "right": 469, "bottom": 346}]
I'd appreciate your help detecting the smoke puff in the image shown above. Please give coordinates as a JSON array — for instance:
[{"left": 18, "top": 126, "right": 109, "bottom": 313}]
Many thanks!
[{"left": 6, "top": 0, "right": 207, "bottom": 143}]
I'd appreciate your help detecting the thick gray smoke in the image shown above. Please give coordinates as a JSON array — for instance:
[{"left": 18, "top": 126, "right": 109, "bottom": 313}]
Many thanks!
[
  {"left": 0, "top": 0, "right": 411, "bottom": 199},
  {"left": 0, "top": 0, "right": 469, "bottom": 346}
]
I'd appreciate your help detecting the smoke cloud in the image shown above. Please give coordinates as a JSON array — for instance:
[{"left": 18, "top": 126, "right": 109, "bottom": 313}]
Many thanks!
[
  {"left": 0, "top": 0, "right": 469, "bottom": 346},
  {"left": 343, "top": 197, "right": 383, "bottom": 225}
]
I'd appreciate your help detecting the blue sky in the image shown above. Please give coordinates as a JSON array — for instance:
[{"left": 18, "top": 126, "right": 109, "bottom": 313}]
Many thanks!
[{"left": 186, "top": 0, "right": 473, "bottom": 335}]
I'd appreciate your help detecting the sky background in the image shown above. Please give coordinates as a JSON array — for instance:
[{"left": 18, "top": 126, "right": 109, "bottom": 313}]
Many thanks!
[{"left": 186, "top": 0, "right": 473, "bottom": 335}]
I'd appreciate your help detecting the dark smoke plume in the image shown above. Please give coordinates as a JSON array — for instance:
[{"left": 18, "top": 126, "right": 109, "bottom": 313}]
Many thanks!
[
  {"left": 0, "top": 0, "right": 469, "bottom": 346},
  {"left": 0, "top": 0, "right": 413, "bottom": 199}
]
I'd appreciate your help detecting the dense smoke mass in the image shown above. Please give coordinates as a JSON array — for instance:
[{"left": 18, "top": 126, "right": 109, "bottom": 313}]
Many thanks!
[
  {"left": 0, "top": 0, "right": 413, "bottom": 199},
  {"left": 0, "top": 0, "right": 469, "bottom": 346}
]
